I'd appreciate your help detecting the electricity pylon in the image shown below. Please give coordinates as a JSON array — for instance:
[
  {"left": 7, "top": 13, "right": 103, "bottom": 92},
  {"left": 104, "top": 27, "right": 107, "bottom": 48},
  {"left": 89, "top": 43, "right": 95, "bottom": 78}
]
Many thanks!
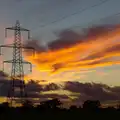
[{"left": 0, "top": 20, "right": 35, "bottom": 106}]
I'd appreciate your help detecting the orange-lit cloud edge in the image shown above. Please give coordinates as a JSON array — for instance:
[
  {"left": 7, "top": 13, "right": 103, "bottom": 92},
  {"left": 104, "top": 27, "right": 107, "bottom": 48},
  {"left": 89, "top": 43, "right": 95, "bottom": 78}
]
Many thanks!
[{"left": 23, "top": 25, "right": 120, "bottom": 85}]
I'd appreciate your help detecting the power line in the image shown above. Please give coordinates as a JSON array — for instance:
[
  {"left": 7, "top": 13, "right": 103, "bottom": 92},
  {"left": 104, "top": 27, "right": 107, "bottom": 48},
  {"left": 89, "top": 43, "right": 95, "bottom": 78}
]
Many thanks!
[
  {"left": 33, "top": 0, "right": 111, "bottom": 31},
  {"left": 32, "top": 11, "right": 120, "bottom": 40},
  {"left": 65, "top": 12, "right": 120, "bottom": 31}
]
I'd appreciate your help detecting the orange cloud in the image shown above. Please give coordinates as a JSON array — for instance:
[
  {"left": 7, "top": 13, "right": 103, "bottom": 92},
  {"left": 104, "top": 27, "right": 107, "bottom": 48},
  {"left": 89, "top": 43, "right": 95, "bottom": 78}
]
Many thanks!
[{"left": 23, "top": 25, "right": 120, "bottom": 83}]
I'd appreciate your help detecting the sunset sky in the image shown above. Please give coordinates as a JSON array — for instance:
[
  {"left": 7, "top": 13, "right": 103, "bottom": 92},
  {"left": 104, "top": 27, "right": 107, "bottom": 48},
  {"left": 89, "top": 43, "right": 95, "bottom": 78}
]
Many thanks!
[{"left": 0, "top": 0, "right": 120, "bottom": 106}]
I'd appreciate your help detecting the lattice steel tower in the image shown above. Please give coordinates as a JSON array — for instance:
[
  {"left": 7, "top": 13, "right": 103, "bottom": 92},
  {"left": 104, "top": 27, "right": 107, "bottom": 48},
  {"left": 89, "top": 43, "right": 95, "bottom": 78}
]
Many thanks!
[{"left": 0, "top": 20, "right": 35, "bottom": 106}]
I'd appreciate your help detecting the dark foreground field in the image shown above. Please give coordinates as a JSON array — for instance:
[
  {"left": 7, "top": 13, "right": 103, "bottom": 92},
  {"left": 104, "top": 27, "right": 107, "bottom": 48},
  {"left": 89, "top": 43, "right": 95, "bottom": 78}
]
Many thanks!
[{"left": 0, "top": 99, "right": 120, "bottom": 120}]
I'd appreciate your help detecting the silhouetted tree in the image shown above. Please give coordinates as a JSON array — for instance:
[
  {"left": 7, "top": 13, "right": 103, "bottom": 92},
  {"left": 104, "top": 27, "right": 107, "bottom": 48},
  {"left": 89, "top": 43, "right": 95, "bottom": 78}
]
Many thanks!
[
  {"left": 22, "top": 100, "right": 33, "bottom": 108},
  {"left": 70, "top": 105, "right": 77, "bottom": 110},
  {"left": 40, "top": 98, "right": 62, "bottom": 109},
  {"left": 117, "top": 101, "right": 120, "bottom": 109},
  {"left": 0, "top": 102, "right": 9, "bottom": 113},
  {"left": 0, "top": 102, "right": 9, "bottom": 108},
  {"left": 83, "top": 100, "right": 101, "bottom": 110}
]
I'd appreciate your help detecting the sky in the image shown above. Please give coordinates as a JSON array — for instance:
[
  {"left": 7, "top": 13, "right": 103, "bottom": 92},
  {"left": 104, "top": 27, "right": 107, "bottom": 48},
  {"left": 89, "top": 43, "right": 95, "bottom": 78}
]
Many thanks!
[{"left": 0, "top": 0, "right": 120, "bottom": 106}]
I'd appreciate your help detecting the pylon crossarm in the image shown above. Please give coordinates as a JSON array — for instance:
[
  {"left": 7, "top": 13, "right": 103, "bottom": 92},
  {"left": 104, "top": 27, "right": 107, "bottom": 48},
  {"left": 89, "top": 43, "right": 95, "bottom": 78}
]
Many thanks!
[
  {"left": 18, "top": 27, "right": 30, "bottom": 39},
  {"left": 22, "top": 47, "right": 35, "bottom": 57},
  {"left": 5, "top": 27, "right": 17, "bottom": 37},
  {"left": 22, "top": 46, "right": 35, "bottom": 57},
  {"left": 3, "top": 60, "right": 12, "bottom": 71},
  {"left": 0, "top": 44, "right": 34, "bottom": 49},
  {"left": 3, "top": 60, "right": 32, "bottom": 72},
  {"left": 21, "top": 45, "right": 35, "bottom": 50},
  {"left": 5, "top": 27, "right": 29, "bottom": 32},
  {"left": 0, "top": 44, "right": 35, "bottom": 55},
  {"left": 5, "top": 27, "right": 14, "bottom": 37},
  {"left": 3, "top": 60, "right": 13, "bottom": 63},
  {"left": 5, "top": 27, "right": 30, "bottom": 39},
  {"left": 0, "top": 44, "right": 13, "bottom": 55},
  {"left": 5, "top": 27, "right": 16, "bottom": 30},
  {"left": 19, "top": 27, "right": 29, "bottom": 32},
  {"left": 22, "top": 61, "right": 32, "bottom": 72}
]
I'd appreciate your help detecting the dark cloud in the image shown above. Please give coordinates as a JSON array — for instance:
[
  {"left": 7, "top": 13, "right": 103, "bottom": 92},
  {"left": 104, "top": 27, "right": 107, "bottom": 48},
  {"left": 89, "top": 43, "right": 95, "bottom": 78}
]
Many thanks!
[
  {"left": 84, "top": 24, "right": 116, "bottom": 38},
  {"left": 84, "top": 47, "right": 120, "bottom": 66},
  {"left": 48, "top": 24, "right": 117, "bottom": 51},
  {"left": 105, "top": 44, "right": 120, "bottom": 53},
  {"left": 81, "top": 53, "right": 103, "bottom": 61},
  {"left": 0, "top": 71, "right": 8, "bottom": 78},
  {"left": 15, "top": 94, "right": 69, "bottom": 104},
  {"left": 43, "top": 83, "right": 60, "bottom": 91},
  {"left": 0, "top": 77, "right": 68, "bottom": 104},
  {"left": 24, "top": 40, "right": 47, "bottom": 55},
  {"left": 0, "top": 78, "right": 61, "bottom": 98},
  {"left": 48, "top": 30, "right": 84, "bottom": 50},
  {"left": 1, "top": 74, "right": 120, "bottom": 105},
  {"left": 0, "top": 79, "right": 28, "bottom": 97},
  {"left": 0, "top": 71, "right": 9, "bottom": 96},
  {"left": 24, "top": 30, "right": 84, "bottom": 53},
  {"left": 39, "top": 94, "right": 69, "bottom": 100},
  {"left": 64, "top": 81, "right": 120, "bottom": 103},
  {"left": 25, "top": 80, "right": 43, "bottom": 93},
  {"left": 24, "top": 24, "right": 119, "bottom": 54}
]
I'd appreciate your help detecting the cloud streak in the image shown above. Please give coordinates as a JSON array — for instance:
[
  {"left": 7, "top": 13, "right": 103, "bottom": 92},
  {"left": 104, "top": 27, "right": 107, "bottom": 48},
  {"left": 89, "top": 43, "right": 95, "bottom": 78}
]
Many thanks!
[
  {"left": 1, "top": 73, "right": 120, "bottom": 105},
  {"left": 64, "top": 81, "right": 120, "bottom": 105},
  {"left": 24, "top": 24, "right": 120, "bottom": 77}
]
